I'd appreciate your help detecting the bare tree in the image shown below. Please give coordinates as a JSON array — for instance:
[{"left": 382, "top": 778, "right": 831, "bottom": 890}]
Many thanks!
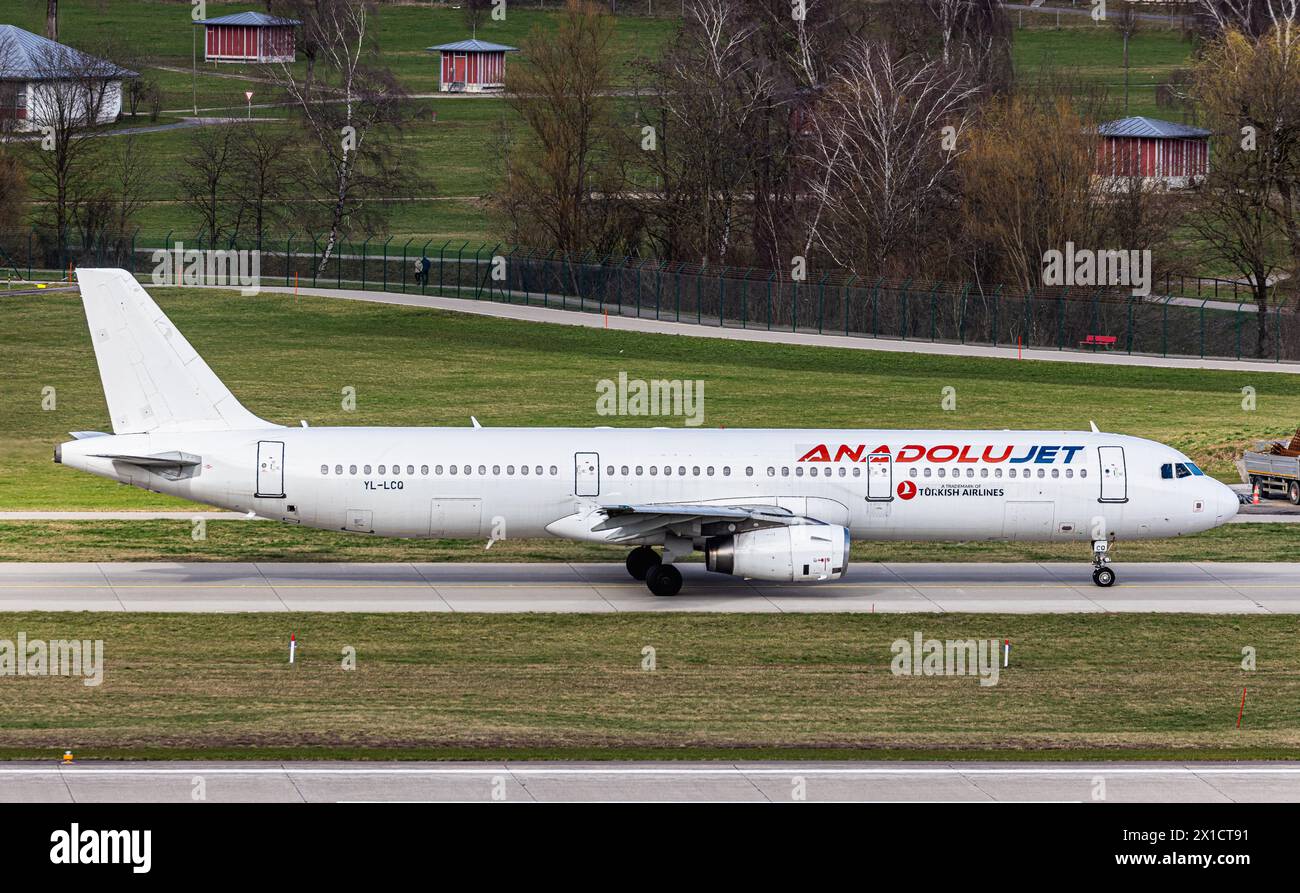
[
  {"left": 231, "top": 123, "right": 298, "bottom": 250},
  {"left": 46, "top": 0, "right": 58, "bottom": 42},
  {"left": 631, "top": 0, "right": 773, "bottom": 265},
  {"left": 959, "top": 95, "right": 1103, "bottom": 292},
  {"left": 265, "top": 0, "right": 410, "bottom": 271},
  {"left": 494, "top": 0, "right": 636, "bottom": 256},
  {"left": 72, "top": 135, "right": 152, "bottom": 263},
  {"left": 1187, "top": 5, "right": 1300, "bottom": 354},
  {"left": 22, "top": 39, "right": 131, "bottom": 264},
  {"left": 1196, "top": 0, "right": 1300, "bottom": 40},
  {"left": 179, "top": 124, "right": 243, "bottom": 247},
  {"left": 1110, "top": 2, "right": 1141, "bottom": 115},
  {"left": 800, "top": 40, "right": 979, "bottom": 276}
]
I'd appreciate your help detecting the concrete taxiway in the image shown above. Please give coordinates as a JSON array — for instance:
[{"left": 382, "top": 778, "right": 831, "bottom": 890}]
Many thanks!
[
  {"left": 3, "top": 561, "right": 1300, "bottom": 612},
  {"left": 1, "top": 761, "right": 1297, "bottom": 802}
]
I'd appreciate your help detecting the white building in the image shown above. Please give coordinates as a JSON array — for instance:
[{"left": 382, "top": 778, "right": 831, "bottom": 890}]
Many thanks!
[{"left": 0, "top": 24, "right": 136, "bottom": 133}]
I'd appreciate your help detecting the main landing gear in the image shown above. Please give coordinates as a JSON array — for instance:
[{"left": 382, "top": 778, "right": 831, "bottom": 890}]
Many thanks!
[
  {"left": 626, "top": 545, "right": 683, "bottom": 596},
  {"left": 1091, "top": 540, "right": 1116, "bottom": 587}
]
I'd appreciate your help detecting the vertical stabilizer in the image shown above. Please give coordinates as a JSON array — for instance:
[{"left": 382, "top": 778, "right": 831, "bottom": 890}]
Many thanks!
[{"left": 75, "top": 268, "right": 276, "bottom": 434}]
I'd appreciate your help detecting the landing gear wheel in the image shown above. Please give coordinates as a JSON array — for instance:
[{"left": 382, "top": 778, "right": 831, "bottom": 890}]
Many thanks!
[
  {"left": 646, "top": 563, "right": 683, "bottom": 597},
  {"left": 625, "top": 546, "right": 661, "bottom": 580},
  {"left": 1290, "top": 481, "right": 1300, "bottom": 505},
  {"left": 1093, "top": 567, "right": 1116, "bottom": 587}
]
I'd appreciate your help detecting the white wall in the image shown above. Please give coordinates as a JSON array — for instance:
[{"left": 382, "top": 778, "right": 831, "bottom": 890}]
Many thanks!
[{"left": 22, "top": 78, "right": 122, "bottom": 131}]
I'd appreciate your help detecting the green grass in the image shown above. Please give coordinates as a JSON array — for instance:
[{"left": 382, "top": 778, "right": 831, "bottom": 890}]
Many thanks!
[
  {"left": 4, "top": 287, "right": 1299, "bottom": 510},
  {"left": 0, "top": 520, "right": 1293, "bottom": 563},
  {"left": 1013, "top": 19, "right": 1195, "bottom": 120},
  {"left": 10, "top": 3, "right": 1201, "bottom": 247},
  {"left": 0, "top": 612, "right": 1294, "bottom": 757},
  {"left": 4, "top": 1, "right": 677, "bottom": 109}
]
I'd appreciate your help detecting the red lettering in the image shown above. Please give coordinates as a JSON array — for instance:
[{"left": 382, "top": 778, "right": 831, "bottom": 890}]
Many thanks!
[
  {"left": 927, "top": 444, "right": 959, "bottom": 463},
  {"left": 833, "top": 444, "right": 866, "bottom": 463},
  {"left": 896, "top": 444, "right": 925, "bottom": 462},
  {"left": 957, "top": 445, "right": 978, "bottom": 463},
  {"left": 981, "top": 445, "right": 1013, "bottom": 463},
  {"left": 798, "top": 444, "right": 831, "bottom": 462}
]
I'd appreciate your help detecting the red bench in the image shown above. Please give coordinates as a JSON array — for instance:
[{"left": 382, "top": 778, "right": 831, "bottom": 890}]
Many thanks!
[{"left": 1080, "top": 334, "right": 1117, "bottom": 350}]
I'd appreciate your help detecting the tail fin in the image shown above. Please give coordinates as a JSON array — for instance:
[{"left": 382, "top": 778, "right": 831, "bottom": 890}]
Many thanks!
[{"left": 76, "top": 268, "right": 276, "bottom": 434}]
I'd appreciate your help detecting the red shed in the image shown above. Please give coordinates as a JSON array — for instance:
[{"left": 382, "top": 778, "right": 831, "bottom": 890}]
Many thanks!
[
  {"left": 426, "top": 39, "right": 518, "bottom": 93},
  {"left": 199, "top": 11, "right": 300, "bottom": 64},
  {"left": 1096, "top": 116, "right": 1210, "bottom": 188}
]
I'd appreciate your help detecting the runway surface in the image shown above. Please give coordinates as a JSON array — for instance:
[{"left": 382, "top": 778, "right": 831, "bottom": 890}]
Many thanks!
[
  {"left": 2, "top": 761, "right": 1297, "bottom": 802},
  {"left": 3, "top": 561, "right": 1300, "bottom": 612}
]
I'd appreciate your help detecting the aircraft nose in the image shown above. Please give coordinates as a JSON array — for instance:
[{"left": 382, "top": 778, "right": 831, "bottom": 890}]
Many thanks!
[{"left": 1216, "top": 482, "right": 1240, "bottom": 523}]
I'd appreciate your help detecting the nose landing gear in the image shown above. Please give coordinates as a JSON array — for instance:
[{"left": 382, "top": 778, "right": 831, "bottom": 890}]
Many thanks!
[{"left": 1091, "top": 540, "right": 1116, "bottom": 587}]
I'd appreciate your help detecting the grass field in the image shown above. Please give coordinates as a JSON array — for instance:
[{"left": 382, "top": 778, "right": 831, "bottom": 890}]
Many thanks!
[
  {"left": 7, "top": 3, "right": 1198, "bottom": 245},
  {"left": 4, "top": 287, "right": 1298, "bottom": 512},
  {"left": 0, "top": 612, "right": 1293, "bottom": 759}
]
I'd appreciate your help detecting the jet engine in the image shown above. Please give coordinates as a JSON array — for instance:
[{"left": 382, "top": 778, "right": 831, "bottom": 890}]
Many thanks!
[{"left": 705, "top": 524, "right": 849, "bottom": 582}]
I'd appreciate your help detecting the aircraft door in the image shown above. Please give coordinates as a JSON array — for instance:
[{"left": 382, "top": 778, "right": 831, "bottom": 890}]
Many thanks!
[
  {"left": 256, "top": 440, "right": 285, "bottom": 498},
  {"left": 1098, "top": 445, "right": 1128, "bottom": 503},
  {"left": 575, "top": 452, "right": 600, "bottom": 497},
  {"left": 867, "top": 450, "right": 893, "bottom": 501}
]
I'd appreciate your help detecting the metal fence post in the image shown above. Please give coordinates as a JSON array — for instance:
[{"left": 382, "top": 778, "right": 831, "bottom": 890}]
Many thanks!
[
  {"left": 844, "top": 275, "right": 858, "bottom": 336},
  {"left": 818, "top": 274, "right": 829, "bottom": 334},
  {"left": 284, "top": 233, "right": 294, "bottom": 287},
  {"left": 380, "top": 236, "right": 391, "bottom": 291},
  {"left": 400, "top": 238, "right": 412, "bottom": 292},
  {"left": 766, "top": 272, "right": 775, "bottom": 330},
  {"left": 360, "top": 237, "right": 371, "bottom": 290},
  {"left": 435, "top": 240, "right": 448, "bottom": 295}
]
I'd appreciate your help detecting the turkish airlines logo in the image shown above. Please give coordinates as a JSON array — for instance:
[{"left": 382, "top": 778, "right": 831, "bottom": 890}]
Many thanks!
[{"left": 897, "top": 480, "right": 917, "bottom": 500}]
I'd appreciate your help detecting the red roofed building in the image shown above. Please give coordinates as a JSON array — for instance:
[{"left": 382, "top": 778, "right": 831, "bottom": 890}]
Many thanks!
[
  {"left": 1095, "top": 116, "right": 1211, "bottom": 189},
  {"left": 426, "top": 39, "right": 518, "bottom": 93},
  {"left": 199, "top": 11, "right": 300, "bottom": 64}
]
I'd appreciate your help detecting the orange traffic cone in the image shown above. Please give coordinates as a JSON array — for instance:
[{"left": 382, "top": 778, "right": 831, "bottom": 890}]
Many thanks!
[{"left": 1252, "top": 483, "right": 1260, "bottom": 505}]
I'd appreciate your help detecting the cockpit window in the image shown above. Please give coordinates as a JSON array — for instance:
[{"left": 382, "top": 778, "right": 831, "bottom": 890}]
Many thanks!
[
  {"left": 1161, "top": 463, "right": 1173, "bottom": 479},
  {"left": 1186, "top": 462, "right": 1205, "bottom": 476},
  {"left": 1162, "top": 461, "right": 1202, "bottom": 479}
]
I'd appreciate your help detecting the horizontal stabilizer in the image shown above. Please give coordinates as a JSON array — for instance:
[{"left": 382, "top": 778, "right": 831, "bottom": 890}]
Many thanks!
[{"left": 88, "top": 451, "right": 201, "bottom": 468}]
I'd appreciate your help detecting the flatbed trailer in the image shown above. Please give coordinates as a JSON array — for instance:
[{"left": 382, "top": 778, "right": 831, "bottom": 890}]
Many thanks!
[{"left": 1244, "top": 448, "right": 1300, "bottom": 504}]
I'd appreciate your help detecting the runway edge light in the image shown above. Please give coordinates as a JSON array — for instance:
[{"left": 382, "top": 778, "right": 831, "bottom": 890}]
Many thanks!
[
  {"left": 1003, "top": 639, "right": 1010, "bottom": 668},
  {"left": 289, "top": 633, "right": 296, "bottom": 665}
]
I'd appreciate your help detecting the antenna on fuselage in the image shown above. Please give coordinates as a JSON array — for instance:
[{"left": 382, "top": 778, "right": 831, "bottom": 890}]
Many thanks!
[
  {"left": 471, "top": 416, "right": 482, "bottom": 429},
  {"left": 1089, "top": 420, "right": 1100, "bottom": 433}
]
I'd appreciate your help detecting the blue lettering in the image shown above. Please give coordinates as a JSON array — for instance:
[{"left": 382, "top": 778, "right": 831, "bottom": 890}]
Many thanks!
[
  {"left": 1060, "top": 445, "right": 1084, "bottom": 464},
  {"left": 1009, "top": 445, "right": 1037, "bottom": 464},
  {"left": 1035, "top": 446, "right": 1059, "bottom": 463}
]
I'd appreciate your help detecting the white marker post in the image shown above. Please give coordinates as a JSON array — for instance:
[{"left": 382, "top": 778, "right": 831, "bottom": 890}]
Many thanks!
[
  {"left": 1003, "top": 639, "right": 1010, "bottom": 668},
  {"left": 289, "top": 633, "right": 296, "bottom": 664},
  {"left": 245, "top": 90, "right": 254, "bottom": 120}
]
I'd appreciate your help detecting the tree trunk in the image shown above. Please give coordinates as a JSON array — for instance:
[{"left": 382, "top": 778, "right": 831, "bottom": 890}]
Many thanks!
[
  {"left": 1255, "top": 276, "right": 1270, "bottom": 359},
  {"left": 46, "top": 0, "right": 58, "bottom": 41}
]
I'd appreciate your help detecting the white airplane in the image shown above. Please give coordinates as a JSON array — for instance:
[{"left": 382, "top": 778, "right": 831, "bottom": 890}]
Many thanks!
[{"left": 56, "top": 269, "right": 1240, "bottom": 596}]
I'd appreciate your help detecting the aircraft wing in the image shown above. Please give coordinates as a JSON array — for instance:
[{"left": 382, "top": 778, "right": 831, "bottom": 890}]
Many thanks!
[{"left": 590, "top": 503, "right": 801, "bottom": 542}]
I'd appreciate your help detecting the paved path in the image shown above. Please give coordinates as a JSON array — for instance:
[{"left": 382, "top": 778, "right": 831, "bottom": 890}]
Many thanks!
[
  {"left": 2, "top": 561, "right": 1299, "bottom": 613},
  {"left": 232, "top": 283, "right": 1300, "bottom": 374},
  {"left": 2, "top": 760, "right": 1296, "bottom": 802}
]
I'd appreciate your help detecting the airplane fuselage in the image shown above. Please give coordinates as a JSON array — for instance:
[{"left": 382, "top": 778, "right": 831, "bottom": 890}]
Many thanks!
[{"left": 58, "top": 427, "right": 1239, "bottom": 544}]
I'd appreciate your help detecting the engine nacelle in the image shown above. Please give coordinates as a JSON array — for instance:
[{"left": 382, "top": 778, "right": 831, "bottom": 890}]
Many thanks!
[{"left": 705, "top": 524, "right": 849, "bottom": 582}]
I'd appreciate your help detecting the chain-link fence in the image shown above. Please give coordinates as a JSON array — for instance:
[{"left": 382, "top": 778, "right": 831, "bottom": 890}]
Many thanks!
[{"left": 3, "top": 227, "right": 1295, "bottom": 364}]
